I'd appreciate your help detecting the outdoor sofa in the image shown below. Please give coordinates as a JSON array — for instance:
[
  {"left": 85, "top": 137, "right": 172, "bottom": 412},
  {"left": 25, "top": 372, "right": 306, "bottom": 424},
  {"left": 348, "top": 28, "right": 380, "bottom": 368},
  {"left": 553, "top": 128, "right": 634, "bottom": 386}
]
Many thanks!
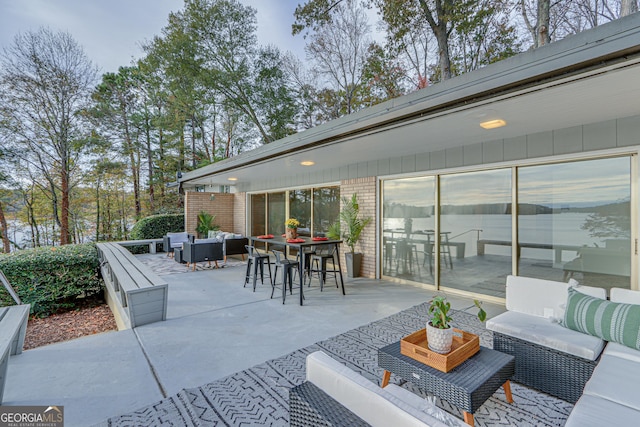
[
  {"left": 208, "top": 231, "right": 248, "bottom": 259},
  {"left": 182, "top": 238, "right": 224, "bottom": 270},
  {"left": 487, "top": 275, "right": 640, "bottom": 425},
  {"left": 289, "top": 351, "right": 467, "bottom": 427}
]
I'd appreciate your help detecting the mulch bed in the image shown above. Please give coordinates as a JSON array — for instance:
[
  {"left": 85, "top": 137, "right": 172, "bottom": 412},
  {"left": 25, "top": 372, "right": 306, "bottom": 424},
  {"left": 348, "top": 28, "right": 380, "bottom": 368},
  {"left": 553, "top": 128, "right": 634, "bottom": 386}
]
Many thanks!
[{"left": 24, "top": 303, "right": 118, "bottom": 350}]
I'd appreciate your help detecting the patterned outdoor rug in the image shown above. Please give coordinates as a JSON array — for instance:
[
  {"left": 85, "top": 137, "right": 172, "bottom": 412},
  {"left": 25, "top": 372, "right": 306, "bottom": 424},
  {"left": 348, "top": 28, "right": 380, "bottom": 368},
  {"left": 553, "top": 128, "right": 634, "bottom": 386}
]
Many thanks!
[
  {"left": 97, "top": 303, "right": 573, "bottom": 426},
  {"left": 137, "top": 254, "right": 247, "bottom": 276}
]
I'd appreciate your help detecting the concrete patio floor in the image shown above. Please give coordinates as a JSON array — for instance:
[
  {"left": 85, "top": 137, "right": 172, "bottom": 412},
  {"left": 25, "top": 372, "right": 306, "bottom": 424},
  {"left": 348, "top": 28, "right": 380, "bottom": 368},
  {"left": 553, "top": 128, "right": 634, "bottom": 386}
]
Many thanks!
[{"left": 5, "top": 253, "right": 505, "bottom": 427}]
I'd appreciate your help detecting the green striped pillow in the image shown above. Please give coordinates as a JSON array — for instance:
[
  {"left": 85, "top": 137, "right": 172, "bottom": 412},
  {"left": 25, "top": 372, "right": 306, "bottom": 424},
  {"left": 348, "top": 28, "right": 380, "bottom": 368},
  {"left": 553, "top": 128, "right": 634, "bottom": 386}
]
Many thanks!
[{"left": 563, "top": 287, "right": 640, "bottom": 350}]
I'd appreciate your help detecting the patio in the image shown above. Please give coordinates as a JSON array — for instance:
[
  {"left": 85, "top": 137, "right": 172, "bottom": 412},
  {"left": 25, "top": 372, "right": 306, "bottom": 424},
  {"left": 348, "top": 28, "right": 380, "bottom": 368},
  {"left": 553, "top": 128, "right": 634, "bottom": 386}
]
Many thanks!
[{"left": 4, "top": 253, "right": 573, "bottom": 427}]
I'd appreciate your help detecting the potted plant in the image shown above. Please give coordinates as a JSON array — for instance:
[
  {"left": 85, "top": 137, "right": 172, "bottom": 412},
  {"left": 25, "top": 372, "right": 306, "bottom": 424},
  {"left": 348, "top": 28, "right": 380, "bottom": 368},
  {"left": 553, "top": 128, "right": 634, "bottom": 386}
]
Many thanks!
[
  {"left": 285, "top": 218, "right": 300, "bottom": 239},
  {"left": 427, "top": 296, "right": 486, "bottom": 354},
  {"left": 196, "top": 211, "right": 219, "bottom": 239},
  {"left": 327, "top": 193, "right": 372, "bottom": 277}
]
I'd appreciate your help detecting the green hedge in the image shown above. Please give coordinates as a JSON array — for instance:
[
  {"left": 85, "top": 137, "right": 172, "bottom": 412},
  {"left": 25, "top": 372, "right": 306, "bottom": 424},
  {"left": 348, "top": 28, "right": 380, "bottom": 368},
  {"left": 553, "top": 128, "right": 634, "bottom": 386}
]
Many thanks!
[
  {"left": 128, "top": 213, "right": 185, "bottom": 254},
  {"left": 0, "top": 243, "right": 102, "bottom": 317},
  {"left": 130, "top": 213, "right": 184, "bottom": 239}
]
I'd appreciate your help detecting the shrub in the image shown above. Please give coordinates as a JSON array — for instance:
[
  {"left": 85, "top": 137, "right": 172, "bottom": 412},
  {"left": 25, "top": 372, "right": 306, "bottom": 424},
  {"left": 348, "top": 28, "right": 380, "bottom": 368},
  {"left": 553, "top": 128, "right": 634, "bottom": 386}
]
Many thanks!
[
  {"left": 130, "top": 213, "right": 184, "bottom": 239},
  {"left": 0, "top": 243, "right": 102, "bottom": 317},
  {"left": 129, "top": 213, "right": 184, "bottom": 253}
]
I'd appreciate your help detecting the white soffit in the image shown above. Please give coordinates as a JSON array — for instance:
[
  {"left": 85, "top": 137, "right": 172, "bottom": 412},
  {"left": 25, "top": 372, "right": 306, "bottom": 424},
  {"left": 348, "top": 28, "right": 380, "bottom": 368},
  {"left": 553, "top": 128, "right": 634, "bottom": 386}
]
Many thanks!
[{"left": 186, "top": 60, "right": 640, "bottom": 187}]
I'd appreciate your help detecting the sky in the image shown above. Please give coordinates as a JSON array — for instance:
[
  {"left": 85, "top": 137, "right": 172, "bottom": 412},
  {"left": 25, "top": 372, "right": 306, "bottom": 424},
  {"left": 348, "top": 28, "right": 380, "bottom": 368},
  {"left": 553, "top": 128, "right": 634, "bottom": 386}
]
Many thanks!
[{"left": 0, "top": 0, "right": 309, "bottom": 74}]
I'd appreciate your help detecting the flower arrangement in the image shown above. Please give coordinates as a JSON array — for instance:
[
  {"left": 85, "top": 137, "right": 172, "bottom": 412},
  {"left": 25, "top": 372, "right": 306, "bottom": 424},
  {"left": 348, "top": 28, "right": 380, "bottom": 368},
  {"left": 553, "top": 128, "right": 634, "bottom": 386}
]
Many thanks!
[{"left": 285, "top": 218, "right": 300, "bottom": 229}]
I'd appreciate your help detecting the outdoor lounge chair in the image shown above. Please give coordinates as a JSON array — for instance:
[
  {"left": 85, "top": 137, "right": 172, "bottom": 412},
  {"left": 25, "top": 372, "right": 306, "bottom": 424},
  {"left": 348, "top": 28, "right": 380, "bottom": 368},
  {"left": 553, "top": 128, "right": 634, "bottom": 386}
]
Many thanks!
[{"left": 163, "top": 232, "right": 192, "bottom": 257}]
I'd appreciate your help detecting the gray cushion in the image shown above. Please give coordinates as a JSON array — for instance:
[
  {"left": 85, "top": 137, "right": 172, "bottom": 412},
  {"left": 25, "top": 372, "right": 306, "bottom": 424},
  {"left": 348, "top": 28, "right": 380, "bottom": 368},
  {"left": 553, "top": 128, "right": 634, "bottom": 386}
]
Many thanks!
[
  {"left": 565, "top": 394, "right": 640, "bottom": 427},
  {"left": 582, "top": 353, "right": 640, "bottom": 411},
  {"left": 487, "top": 311, "right": 604, "bottom": 360},
  {"left": 194, "top": 238, "right": 219, "bottom": 244},
  {"left": 563, "top": 287, "right": 640, "bottom": 350}
]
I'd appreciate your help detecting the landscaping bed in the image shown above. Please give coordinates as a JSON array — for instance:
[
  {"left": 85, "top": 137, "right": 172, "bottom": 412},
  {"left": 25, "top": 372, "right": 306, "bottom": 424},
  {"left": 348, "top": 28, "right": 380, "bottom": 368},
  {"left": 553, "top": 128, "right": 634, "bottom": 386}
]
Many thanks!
[{"left": 24, "top": 302, "right": 117, "bottom": 350}]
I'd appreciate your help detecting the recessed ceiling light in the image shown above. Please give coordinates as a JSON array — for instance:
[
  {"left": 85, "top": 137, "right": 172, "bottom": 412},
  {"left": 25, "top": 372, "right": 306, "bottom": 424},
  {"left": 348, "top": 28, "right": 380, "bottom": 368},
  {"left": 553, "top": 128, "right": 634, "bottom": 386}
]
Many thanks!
[
  {"left": 480, "top": 119, "right": 506, "bottom": 129},
  {"left": 301, "top": 161, "right": 315, "bottom": 166},
  {"left": 228, "top": 177, "right": 238, "bottom": 181}
]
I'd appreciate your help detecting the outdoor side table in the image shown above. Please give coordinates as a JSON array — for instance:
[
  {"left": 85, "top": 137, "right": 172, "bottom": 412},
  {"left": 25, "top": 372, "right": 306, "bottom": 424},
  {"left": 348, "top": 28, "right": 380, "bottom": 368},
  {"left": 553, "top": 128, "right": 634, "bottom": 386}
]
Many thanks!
[
  {"left": 378, "top": 342, "right": 515, "bottom": 426},
  {"left": 174, "top": 247, "right": 184, "bottom": 264}
]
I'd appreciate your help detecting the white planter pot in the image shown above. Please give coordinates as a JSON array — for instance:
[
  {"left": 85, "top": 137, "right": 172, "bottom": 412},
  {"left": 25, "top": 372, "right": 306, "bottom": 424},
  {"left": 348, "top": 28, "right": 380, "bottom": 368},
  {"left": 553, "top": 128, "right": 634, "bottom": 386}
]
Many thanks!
[{"left": 426, "top": 322, "right": 454, "bottom": 354}]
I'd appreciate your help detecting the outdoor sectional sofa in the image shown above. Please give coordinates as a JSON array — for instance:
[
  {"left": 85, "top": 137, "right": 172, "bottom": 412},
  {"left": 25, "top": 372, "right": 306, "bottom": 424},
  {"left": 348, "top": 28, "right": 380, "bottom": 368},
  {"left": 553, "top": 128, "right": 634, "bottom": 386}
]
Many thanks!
[{"left": 487, "top": 275, "right": 640, "bottom": 425}]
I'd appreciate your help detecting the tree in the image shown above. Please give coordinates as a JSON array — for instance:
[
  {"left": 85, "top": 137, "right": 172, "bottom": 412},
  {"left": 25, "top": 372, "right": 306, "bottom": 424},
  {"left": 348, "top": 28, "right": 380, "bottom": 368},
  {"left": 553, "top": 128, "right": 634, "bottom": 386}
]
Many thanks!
[
  {"left": 520, "top": 0, "right": 551, "bottom": 47},
  {"left": 621, "top": 0, "right": 638, "bottom": 15},
  {"left": 452, "top": 0, "right": 522, "bottom": 72},
  {"left": 305, "top": 0, "right": 373, "bottom": 115},
  {"left": 90, "top": 67, "right": 144, "bottom": 220},
  {"left": 184, "top": 0, "right": 296, "bottom": 143},
  {"left": 0, "top": 28, "right": 97, "bottom": 245},
  {"left": 294, "top": 0, "right": 519, "bottom": 83},
  {"left": 361, "top": 42, "right": 408, "bottom": 103}
]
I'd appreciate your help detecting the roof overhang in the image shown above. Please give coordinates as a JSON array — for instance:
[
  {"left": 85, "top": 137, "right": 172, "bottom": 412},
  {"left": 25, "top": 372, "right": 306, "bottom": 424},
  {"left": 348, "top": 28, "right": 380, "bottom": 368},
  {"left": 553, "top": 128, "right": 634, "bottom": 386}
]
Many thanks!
[{"left": 180, "top": 13, "right": 640, "bottom": 189}]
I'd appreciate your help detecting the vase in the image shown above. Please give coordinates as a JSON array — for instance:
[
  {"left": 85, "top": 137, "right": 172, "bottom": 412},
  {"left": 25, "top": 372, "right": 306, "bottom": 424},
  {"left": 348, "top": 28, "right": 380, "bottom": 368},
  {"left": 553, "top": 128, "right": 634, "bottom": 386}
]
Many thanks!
[
  {"left": 426, "top": 322, "right": 454, "bottom": 354},
  {"left": 285, "top": 227, "right": 298, "bottom": 239}
]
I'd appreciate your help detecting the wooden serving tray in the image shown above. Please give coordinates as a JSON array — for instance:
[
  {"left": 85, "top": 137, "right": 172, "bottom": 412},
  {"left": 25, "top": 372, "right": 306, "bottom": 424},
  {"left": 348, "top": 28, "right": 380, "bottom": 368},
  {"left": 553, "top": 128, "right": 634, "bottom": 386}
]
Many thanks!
[{"left": 400, "top": 328, "right": 480, "bottom": 373}]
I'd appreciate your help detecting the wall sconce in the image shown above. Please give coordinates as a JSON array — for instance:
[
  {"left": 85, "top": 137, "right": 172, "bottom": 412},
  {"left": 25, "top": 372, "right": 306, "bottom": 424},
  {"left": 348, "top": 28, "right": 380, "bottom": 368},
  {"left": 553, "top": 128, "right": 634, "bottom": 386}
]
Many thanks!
[{"left": 210, "top": 194, "right": 215, "bottom": 201}]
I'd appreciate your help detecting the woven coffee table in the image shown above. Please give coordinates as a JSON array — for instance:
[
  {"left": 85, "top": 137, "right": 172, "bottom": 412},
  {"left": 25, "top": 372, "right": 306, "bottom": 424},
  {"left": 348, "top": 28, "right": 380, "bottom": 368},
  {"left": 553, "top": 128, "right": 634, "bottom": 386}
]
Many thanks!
[{"left": 378, "top": 342, "right": 515, "bottom": 426}]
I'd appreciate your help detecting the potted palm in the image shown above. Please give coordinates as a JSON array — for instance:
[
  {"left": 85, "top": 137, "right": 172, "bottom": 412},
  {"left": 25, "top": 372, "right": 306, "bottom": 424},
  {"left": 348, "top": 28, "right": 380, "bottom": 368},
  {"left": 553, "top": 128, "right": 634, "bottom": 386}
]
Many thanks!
[
  {"left": 196, "top": 211, "right": 219, "bottom": 239},
  {"left": 327, "top": 193, "right": 371, "bottom": 277},
  {"left": 427, "top": 296, "right": 486, "bottom": 354}
]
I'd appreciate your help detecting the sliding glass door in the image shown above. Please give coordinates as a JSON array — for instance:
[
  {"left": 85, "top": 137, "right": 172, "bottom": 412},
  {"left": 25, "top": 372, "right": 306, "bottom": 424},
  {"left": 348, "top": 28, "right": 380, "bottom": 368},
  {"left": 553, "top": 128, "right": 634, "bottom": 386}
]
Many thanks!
[
  {"left": 440, "top": 169, "right": 512, "bottom": 297},
  {"left": 250, "top": 186, "right": 340, "bottom": 241},
  {"left": 518, "top": 157, "right": 632, "bottom": 291},
  {"left": 381, "top": 155, "right": 634, "bottom": 299},
  {"left": 382, "top": 177, "right": 435, "bottom": 282}
]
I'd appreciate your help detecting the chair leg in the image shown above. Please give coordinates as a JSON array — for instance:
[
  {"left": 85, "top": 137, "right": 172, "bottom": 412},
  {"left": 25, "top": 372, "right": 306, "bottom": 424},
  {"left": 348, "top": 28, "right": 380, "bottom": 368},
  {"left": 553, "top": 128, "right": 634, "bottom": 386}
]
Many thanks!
[
  {"left": 271, "top": 265, "right": 279, "bottom": 299},
  {"left": 290, "top": 268, "right": 296, "bottom": 295},
  {"left": 253, "top": 259, "right": 260, "bottom": 291},
  {"left": 266, "top": 260, "right": 273, "bottom": 286},
  {"left": 259, "top": 259, "right": 264, "bottom": 285},
  {"left": 282, "top": 268, "right": 288, "bottom": 304},
  {"left": 244, "top": 259, "right": 252, "bottom": 287}
]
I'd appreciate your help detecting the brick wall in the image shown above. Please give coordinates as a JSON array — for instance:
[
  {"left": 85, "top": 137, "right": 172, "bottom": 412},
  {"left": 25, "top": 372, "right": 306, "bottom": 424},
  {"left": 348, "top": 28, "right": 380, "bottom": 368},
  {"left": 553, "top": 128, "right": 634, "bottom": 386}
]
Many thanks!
[
  {"left": 184, "top": 192, "right": 236, "bottom": 236},
  {"left": 339, "top": 177, "right": 376, "bottom": 278}
]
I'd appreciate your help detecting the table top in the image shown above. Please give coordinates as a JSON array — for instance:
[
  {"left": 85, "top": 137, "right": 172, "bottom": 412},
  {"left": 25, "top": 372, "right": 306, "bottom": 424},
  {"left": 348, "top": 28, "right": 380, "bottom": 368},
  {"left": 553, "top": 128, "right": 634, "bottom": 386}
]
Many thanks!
[
  {"left": 378, "top": 341, "right": 514, "bottom": 413},
  {"left": 250, "top": 235, "right": 342, "bottom": 247}
]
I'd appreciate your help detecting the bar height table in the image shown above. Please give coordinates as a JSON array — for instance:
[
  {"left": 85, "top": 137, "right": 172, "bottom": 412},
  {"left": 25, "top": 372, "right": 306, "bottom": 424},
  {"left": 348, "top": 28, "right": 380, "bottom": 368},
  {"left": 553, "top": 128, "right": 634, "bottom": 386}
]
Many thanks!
[{"left": 250, "top": 236, "right": 344, "bottom": 306}]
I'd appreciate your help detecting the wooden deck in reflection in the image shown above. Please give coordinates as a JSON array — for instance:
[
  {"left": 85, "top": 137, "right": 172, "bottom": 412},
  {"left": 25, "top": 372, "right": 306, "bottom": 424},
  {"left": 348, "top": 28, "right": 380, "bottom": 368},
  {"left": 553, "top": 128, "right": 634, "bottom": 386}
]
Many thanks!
[{"left": 382, "top": 254, "right": 630, "bottom": 298}]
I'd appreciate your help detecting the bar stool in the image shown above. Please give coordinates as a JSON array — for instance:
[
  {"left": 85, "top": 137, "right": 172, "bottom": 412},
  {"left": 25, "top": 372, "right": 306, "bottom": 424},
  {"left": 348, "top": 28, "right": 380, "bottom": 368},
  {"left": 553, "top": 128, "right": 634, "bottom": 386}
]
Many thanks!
[
  {"left": 300, "top": 246, "right": 315, "bottom": 287},
  {"left": 440, "top": 232, "right": 453, "bottom": 269},
  {"left": 309, "top": 245, "right": 345, "bottom": 294},
  {"left": 271, "top": 250, "right": 298, "bottom": 304},
  {"left": 394, "top": 239, "right": 417, "bottom": 273},
  {"left": 383, "top": 237, "right": 394, "bottom": 272},
  {"left": 244, "top": 245, "right": 272, "bottom": 291}
]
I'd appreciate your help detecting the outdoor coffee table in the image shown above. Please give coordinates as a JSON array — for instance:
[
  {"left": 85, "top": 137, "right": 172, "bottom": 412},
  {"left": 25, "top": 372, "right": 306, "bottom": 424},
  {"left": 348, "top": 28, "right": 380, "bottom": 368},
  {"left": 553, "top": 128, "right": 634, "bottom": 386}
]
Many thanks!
[{"left": 378, "top": 341, "right": 515, "bottom": 426}]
